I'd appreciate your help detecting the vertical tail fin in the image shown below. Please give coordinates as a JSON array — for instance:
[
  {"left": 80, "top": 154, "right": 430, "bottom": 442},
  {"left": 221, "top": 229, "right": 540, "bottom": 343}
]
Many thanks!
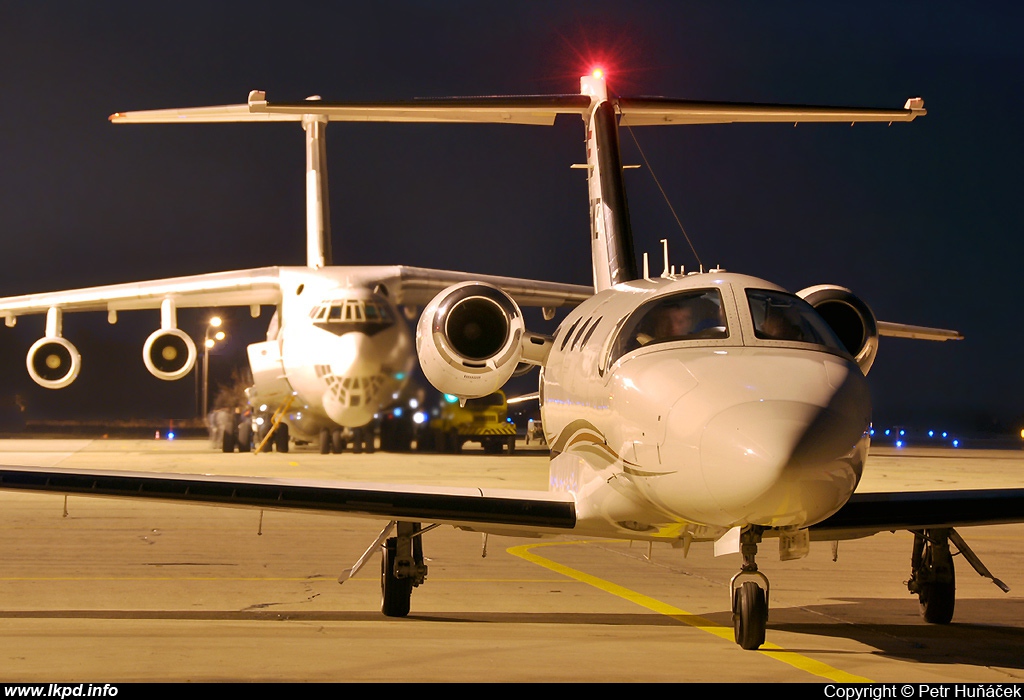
[
  {"left": 302, "top": 100, "right": 332, "bottom": 269},
  {"left": 580, "top": 73, "right": 637, "bottom": 292}
]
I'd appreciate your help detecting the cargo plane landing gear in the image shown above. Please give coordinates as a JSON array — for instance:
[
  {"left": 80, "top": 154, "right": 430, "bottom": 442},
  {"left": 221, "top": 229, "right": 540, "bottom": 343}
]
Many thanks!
[{"left": 731, "top": 527, "right": 769, "bottom": 650}]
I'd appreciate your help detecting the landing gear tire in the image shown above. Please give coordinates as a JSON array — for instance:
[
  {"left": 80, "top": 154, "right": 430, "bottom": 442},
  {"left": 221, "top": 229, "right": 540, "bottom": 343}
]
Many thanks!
[
  {"left": 380, "top": 537, "right": 412, "bottom": 618},
  {"left": 319, "top": 428, "right": 331, "bottom": 454},
  {"left": 733, "top": 581, "right": 768, "bottom": 650},
  {"left": 332, "top": 429, "right": 345, "bottom": 454},
  {"left": 274, "top": 423, "right": 290, "bottom": 453},
  {"left": 911, "top": 530, "right": 956, "bottom": 624},
  {"left": 221, "top": 428, "right": 236, "bottom": 453},
  {"left": 237, "top": 422, "right": 252, "bottom": 452}
]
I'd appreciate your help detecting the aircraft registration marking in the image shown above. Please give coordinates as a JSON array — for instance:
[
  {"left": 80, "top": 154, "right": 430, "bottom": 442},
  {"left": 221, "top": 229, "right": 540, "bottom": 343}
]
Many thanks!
[{"left": 507, "top": 540, "right": 872, "bottom": 682}]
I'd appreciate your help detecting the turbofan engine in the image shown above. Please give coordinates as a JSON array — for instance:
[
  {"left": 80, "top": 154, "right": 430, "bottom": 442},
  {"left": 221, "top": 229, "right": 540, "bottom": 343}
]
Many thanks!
[
  {"left": 143, "top": 328, "right": 197, "bottom": 381},
  {"left": 797, "top": 284, "right": 879, "bottom": 374},
  {"left": 416, "top": 282, "right": 525, "bottom": 399},
  {"left": 27, "top": 337, "right": 81, "bottom": 389}
]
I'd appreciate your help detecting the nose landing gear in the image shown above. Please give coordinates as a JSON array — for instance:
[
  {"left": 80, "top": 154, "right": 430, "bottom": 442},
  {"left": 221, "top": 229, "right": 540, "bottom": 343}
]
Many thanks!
[{"left": 731, "top": 527, "right": 770, "bottom": 650}]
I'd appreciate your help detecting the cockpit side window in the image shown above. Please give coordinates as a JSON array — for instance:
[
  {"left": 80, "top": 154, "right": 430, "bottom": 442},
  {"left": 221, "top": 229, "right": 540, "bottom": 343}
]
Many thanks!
[
  {"left": 746, "top": 289, "right": 845, "bottom": 352},
  {"left": 608, "top": 289, "right": 728, "bottom": 365}
]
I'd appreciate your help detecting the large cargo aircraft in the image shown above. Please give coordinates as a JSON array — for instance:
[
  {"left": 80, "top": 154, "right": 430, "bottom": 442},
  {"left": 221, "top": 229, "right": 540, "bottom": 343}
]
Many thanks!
[
  {"left": 0, "top": 97, "right": 592, "bottom": 452},
  {"left": 2, "top": 71, "right": 1021, "bottom": 651}
]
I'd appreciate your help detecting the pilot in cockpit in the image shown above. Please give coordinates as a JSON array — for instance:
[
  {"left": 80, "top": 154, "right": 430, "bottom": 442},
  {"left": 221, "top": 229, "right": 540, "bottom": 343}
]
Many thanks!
[{"left": 635, "top": 294, "right": 725, "bottom": 346}]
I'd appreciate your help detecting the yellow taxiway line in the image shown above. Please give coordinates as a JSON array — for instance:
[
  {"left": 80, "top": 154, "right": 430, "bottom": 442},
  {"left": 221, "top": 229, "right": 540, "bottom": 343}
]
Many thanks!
[{"left": 508, "top": 540, "right": 872, "bottom": 683}]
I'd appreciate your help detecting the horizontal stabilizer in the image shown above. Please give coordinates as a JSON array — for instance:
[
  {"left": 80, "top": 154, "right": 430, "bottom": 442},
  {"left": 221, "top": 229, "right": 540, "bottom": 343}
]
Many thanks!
[
  {"left": 110, "top": 100, "right": 297, "bottom": 123},
  {"left": 112, "top": 92, "right": 921, "bottom": 128},
  {"left": 617, "top": 97, "right": 925, "bottom": 126},
  {"left": 247, "top": 93, "right": 591, "bottom": 125}
]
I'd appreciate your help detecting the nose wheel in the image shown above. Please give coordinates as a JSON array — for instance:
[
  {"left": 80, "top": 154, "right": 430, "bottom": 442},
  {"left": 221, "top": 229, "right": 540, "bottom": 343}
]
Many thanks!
[
  {"left": 733, "top": 580, "right": 768, "bottom": 650},
  {"left": 730, "top": 527, "right": 769, "bottom": 650}
]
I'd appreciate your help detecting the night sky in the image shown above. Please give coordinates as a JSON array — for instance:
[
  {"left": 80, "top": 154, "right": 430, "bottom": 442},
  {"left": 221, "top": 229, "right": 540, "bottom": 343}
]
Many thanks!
[{"left": 0, "top": 3, "right": 1020, "bottom": 434}]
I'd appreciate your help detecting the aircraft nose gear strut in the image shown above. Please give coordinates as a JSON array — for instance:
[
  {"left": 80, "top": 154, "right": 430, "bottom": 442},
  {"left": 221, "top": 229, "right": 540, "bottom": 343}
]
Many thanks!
[{"left": 730, "top": 526, "right": 770, "bottom": 650}]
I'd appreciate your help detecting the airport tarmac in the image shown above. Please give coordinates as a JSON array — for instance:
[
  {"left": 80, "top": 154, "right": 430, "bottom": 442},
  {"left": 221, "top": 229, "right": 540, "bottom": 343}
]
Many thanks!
[{"left": 0, "top": 438, "right": 1021, "bottom": 683}]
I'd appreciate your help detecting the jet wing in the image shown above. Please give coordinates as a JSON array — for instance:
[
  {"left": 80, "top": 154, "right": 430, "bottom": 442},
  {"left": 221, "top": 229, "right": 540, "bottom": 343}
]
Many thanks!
[
  {"left": 0, "top": 465, "right": 576, "bottom": 532},
  {"left": 877, "top": 321, "right": 963, "bottom": 341},
  {"left": 810, "top": 488, "right": 1024, "bottom": 540},
  {"left": 354, "top": 265, "right": 593, "bottom": 308},
  {"left": 0, "top": 267, "right": 283, "bottom": 323},
  {"left": 0, "top": 265, "right": 592, "bottom": 324}
]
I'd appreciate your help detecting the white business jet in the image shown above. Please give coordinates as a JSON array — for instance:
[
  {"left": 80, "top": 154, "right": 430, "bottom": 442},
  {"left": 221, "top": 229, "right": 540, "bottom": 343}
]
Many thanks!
[
  {"left": 2, "top": 72, "right": 1022, "bottom": 651},
  {"left": 0, "top": 98, "right": 592, "bottom": 453}
]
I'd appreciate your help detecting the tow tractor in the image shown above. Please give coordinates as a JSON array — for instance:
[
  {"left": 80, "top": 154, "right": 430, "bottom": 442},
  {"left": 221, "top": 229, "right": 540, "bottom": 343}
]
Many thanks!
[{"left": 416, "top": 390, "right": 517, "bottom": 454}]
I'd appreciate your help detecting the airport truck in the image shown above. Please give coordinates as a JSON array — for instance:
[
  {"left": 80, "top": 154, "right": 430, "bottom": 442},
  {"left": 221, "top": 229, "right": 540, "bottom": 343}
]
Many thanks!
[{"left": 416, "top": 390, "right": 517, "bottom": 454}]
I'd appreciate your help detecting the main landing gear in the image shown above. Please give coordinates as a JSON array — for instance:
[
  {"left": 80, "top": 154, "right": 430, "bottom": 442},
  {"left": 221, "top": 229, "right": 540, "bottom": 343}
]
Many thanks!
[
  {"left": 380, "top": 522, "right": 429, "bottom": 617},
  {"left": 908, "top": 528, "right": 956, "bottom": 624},
  {"left": 338, "top": 520, "right": 435, "bottom": 616},
  {"left": 731, "top": 527, "right": 769, "bottom": 650},
  {"left": 906, "top": 527, "right": 1010, "bottom": 624},
  {"left": 318, "top": 426, "right": 376, "bottom": 454}
]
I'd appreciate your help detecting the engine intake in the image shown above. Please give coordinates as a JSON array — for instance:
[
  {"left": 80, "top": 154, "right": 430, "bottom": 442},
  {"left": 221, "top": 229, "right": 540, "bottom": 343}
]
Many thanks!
[
  {"left": 797, "top": 284, "right": 879, "bottom": 374},
  {"left": 27, "top": 337, "right": 81, "bottom": 389},
  {"left": 143, "top": 328, "right": 197, "bottom": 381},
  {"left": 416, "top": 282, "right": 524, "bottom": 398}
]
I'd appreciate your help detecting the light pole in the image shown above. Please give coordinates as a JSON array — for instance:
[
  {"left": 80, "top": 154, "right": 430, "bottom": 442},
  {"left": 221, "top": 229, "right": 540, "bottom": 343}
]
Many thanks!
[{"left": 201, "top": 316, "right": 225, "bottom": 419}]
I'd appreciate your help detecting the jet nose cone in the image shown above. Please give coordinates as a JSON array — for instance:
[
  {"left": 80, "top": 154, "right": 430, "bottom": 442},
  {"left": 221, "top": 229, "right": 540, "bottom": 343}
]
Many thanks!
[{"left": 700, "top": 398, "right": 867, "bottom": 526}]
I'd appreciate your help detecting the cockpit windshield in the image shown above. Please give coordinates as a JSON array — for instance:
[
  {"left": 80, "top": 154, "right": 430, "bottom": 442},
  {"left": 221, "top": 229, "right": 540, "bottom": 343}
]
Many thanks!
[
  {"left": 609, "top": 289, "right": 728, "bottom": 365},
  {"left": 311, "top": 299, "right": 395, "bottom": 336},
  {"left": 746, "top": 289, "right": 845, "bottom": 353}
]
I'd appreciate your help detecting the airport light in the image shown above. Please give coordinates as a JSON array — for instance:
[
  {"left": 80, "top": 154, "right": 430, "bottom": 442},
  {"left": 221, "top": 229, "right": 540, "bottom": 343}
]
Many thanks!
[{"left": 200, "top": 316, "right": 226, "bottom": 418}]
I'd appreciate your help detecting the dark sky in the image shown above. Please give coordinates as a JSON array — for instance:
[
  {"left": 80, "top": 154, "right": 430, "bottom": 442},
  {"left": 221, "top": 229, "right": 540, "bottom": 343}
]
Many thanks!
[{"left": 0, "top": 2, "right": 1020, "bottom": 433}]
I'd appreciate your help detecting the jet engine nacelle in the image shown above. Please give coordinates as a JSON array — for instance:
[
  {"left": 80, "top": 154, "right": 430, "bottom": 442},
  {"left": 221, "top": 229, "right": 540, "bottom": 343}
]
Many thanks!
[
  {"left": 797, "top": 284, "right": 879, "bottom": 374},
  {"left": 416, "top": 282, "right": 525, "bottom": 399},
  {"left": 27, "top": 337, "right": 81, "bottom": 389},
  {"left": 143, "top": 328, "right": 197, "bottom": 381}
]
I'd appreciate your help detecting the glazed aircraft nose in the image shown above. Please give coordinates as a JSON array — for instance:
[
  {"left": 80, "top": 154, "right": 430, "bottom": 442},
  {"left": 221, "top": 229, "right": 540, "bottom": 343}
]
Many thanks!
[{"left": 333, "top": 332, "right": 382, "bottom": 377}]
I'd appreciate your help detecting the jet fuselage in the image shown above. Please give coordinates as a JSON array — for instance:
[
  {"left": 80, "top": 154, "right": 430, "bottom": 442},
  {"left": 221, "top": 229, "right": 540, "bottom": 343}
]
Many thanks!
[{"left": 541, "top": 271, "right": 871, "bottom": 538}]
